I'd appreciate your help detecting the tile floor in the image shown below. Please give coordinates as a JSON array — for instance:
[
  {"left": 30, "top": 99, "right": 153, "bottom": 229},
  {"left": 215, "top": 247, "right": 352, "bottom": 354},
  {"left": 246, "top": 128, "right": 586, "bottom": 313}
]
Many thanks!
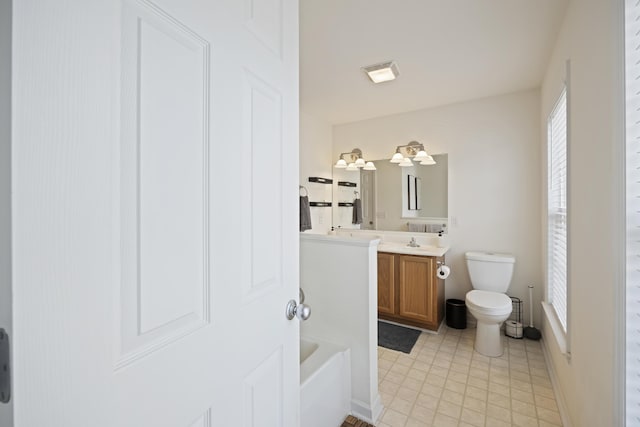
[{"left": 377, "top": 325, "right": 563, "bottom": 427}]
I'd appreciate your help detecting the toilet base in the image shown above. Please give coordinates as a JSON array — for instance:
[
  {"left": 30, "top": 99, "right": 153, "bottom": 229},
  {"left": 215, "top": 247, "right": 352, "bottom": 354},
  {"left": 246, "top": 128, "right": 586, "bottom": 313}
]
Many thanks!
[{"left": 474, "top": 321, "right": 504, "bottom": 357}]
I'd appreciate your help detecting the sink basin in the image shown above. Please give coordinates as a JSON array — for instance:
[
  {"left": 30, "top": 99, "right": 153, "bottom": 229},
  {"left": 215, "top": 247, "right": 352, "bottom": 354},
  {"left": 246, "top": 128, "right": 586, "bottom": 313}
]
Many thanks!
[{"left": 377, "top": 242, "right": 448, "bottom": 256}]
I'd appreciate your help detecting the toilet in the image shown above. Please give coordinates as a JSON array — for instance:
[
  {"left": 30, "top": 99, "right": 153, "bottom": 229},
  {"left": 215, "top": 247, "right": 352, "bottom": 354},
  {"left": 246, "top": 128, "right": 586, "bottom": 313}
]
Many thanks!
[{"left": 465, "top": 251, "right": 515, "bottom": 357}]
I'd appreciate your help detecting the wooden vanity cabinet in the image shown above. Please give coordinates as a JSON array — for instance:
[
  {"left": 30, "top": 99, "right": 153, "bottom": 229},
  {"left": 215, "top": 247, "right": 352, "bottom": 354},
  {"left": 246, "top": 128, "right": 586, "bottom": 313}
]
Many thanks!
[
  {"left": 377, "top": 252, "right": 445, "bottom": 331},
  {"left": 377, "top": 252, "right": 396, "bottom": 315}
]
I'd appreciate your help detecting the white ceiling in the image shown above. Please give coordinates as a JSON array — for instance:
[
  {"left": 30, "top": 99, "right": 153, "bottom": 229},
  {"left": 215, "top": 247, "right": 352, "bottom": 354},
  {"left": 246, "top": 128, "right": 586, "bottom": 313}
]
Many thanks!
[{"left": 300, "top": 0, "right": 569, "bottom": 125}]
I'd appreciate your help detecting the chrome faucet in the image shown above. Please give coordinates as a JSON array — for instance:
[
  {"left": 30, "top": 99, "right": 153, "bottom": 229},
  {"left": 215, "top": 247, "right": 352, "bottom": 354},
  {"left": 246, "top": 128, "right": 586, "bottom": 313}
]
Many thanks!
[{"left": 408, "top": 237, "right": 420, "bottom": 248}]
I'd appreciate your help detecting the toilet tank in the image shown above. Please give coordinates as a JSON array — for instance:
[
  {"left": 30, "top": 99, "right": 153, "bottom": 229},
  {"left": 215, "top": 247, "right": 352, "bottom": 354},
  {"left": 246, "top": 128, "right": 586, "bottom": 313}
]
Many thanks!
[{"left": 465, "top": 251, "right": 515, "bottom": 293}]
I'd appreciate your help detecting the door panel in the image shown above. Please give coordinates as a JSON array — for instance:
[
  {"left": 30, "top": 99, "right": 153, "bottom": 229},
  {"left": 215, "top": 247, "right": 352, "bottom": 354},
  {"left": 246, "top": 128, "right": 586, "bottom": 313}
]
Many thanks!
[
  {"left": 11, "top": 0, "right": 299, "bottom": 426},
  {"left": 190, "top": 410, "right": 213, "bottom": 427},
  {"left": 119, "top": 0, "right": 212, "bottom": 366},
  {"left": 242, "top": 71, "right": 283, "bottom": 300},
  {"left": 243, "top": 347, "right": 284, "bottom": 426},
  {"left": 136, "top": 9, "right": 207, "bottom": 335},
  {"left": 244, "top": 0, "right": 283, "bottom": 58}
]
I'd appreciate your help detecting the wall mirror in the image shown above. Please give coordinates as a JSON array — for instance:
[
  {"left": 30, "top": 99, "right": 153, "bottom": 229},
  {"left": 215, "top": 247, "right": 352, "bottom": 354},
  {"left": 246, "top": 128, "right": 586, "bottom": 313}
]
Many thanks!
[{"left": 333, "top": 154, "right": 447, "bottom": 232}]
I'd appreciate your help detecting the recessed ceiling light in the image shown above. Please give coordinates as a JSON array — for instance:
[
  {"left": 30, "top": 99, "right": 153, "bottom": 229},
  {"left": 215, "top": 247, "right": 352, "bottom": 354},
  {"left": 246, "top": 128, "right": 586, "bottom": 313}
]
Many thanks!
[{"left": 362, "top": 61, "right": 399, "bottom": 83}]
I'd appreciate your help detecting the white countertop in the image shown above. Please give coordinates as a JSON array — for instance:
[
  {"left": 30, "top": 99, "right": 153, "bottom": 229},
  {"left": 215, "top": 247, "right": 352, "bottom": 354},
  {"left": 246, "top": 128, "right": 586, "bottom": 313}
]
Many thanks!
[{"left": 377, "top": 242, "right": 449, "bottom": 257}]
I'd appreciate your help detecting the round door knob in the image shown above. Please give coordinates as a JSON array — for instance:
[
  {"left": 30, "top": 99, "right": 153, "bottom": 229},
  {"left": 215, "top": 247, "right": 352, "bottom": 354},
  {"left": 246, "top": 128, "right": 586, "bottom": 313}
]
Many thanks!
[
  {"left": 296, "top": 303, "right": 311, "bottom": 321},
  {"left": 285, "top": 300, "right": 311, "bottom": 321}
]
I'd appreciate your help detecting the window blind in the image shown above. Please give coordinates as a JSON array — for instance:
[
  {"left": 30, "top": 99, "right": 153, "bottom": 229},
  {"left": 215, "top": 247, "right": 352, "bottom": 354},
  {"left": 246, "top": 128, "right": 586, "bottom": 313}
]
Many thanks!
[
  {"left": 626, "top": 0, "right": 640, "bottom": 424},
  {"left": 548, "top": 88, "right": 568, "bottom": 332}
]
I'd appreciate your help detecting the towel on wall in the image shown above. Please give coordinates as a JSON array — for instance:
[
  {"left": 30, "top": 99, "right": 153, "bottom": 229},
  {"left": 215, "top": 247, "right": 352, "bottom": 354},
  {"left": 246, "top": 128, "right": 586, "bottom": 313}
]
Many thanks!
[
  {"left": 352, "top": 198, "right": 363, "bottom": 225},
  {"left": 300, "top": 196, "right": 312, "bottom": 231},
  {"left": 425, "top": 223, "right": 444, "bottom": 233},
  {"left": 408, "top": 223, "right": 425, "bottom": 232}
]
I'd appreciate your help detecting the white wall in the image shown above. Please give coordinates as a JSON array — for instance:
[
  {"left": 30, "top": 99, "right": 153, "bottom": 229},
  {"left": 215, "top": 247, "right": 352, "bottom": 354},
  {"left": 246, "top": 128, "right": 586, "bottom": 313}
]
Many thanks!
[
  {"left": 539, "top": 0, "right": 623, "bottom": 425},
  {"left": 0, "top": 0, "right": 12, "bottom": 424},
  {"left": 300, "top": 235, "right": 382, "bottom": 423},
  {"left": 299, "top": 111, "right": 334, "bottom": 234},
  {"left": 333, "top": 90, "right": 544, "bottom": 326}
]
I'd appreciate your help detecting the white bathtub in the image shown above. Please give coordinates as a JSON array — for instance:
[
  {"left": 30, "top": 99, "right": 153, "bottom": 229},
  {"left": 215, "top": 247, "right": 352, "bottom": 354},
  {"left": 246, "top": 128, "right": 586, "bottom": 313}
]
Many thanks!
[{"left": 300, "top": 337, "right": 351, "bottom": 427}]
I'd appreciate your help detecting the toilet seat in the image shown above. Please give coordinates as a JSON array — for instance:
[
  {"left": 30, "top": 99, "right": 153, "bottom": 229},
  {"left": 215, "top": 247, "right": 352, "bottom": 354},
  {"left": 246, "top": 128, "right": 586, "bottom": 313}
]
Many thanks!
[{"left": 466, "top": 290, "right": 512, "bottom": 315}]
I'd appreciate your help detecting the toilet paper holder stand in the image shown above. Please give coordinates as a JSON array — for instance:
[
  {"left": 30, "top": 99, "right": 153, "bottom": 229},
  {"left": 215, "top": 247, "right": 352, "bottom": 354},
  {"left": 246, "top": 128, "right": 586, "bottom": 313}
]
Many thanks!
[{"left": 435, "top": 261, "right": 450, "bottom": 279}]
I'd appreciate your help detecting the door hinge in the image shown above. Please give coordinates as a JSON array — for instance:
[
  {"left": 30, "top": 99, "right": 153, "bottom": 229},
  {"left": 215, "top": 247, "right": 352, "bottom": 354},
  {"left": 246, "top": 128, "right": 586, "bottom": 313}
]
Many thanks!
[{"left": 0, "top": 329, "right": 10, "bottom": 403}]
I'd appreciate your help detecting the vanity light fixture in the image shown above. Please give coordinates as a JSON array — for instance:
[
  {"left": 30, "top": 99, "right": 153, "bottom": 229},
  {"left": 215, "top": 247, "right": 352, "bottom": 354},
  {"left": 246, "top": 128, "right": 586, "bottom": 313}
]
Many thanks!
[
  {"left": 363, "top": 61, "right": 400, "bottom": 83},
  {"left": 414, "top": 150, "right": 429, "bottom": 161},
  {"left": 363, "top": 162, "right": 377, "bottom": 171},
  {"left": 420, "top": 156, "right": 436, "bottom": 165},
  {"left": 334, "top": 148, "right": 374, "bottom": 171},
  {"left": 390, "top": 152, "right": 404, "bottom": 163},
  {"left": 390, "top": 141, "right": 437, "bottom": 166},
  {"left": 399, "top": 157, "right": 414, "bottom": 167},
  {"left": 334, "top": 158, "right": 348, "bottom": 168}
]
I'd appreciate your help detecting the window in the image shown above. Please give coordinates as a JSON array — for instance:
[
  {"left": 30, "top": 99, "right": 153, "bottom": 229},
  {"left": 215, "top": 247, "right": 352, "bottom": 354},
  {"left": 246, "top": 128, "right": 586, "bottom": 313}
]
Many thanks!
[
  {"left": 547, "top": 88, "right": 568, "bottom": 332},
  {"left": 626, "top": 0, "right": 640, "bottom": 424}
]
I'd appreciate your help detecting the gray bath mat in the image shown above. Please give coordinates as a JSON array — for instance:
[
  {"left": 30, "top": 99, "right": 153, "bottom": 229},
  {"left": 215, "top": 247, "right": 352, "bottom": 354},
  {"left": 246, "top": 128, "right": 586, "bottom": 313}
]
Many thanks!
[{"left": 378, "top": 321, "right": 421, "bottom": 354}]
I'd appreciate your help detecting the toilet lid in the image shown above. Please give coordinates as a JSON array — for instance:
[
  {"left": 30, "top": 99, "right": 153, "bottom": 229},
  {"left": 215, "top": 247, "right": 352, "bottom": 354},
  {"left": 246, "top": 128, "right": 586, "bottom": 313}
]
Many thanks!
[{"left": 466, "top": 290, "right": 512, "bottom": 311}]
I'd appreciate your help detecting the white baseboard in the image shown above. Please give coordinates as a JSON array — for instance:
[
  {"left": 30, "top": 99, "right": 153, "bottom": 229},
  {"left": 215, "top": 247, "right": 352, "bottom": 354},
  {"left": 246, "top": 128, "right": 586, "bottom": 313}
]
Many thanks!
[
  {"left": 371, "top": 393, "right": 383, "bottom": 424},
  {"left": 351, "top": 394, "right": 383, "bottom": 425},
  {"left": 540, "top": 336, "right": 573, "bottom": 427}
]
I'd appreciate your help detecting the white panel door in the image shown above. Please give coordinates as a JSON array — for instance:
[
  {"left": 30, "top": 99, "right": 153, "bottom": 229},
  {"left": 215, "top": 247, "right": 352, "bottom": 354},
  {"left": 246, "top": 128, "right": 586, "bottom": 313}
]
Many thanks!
[{"left": 10, "top": 0, "right": 299, "bottom": 426}]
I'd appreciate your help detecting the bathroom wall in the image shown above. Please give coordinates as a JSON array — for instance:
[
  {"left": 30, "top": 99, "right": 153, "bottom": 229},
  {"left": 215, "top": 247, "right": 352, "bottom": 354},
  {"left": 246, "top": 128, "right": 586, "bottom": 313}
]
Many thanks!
[
  {"left": 539, "top": 0, "right": 623, "bottom": 425},
  {"left": 333, "top": 90, "right": 544, "bottom": 327},
  {"left": 299, "top": 110, "right": 334, "bottom": 234}
]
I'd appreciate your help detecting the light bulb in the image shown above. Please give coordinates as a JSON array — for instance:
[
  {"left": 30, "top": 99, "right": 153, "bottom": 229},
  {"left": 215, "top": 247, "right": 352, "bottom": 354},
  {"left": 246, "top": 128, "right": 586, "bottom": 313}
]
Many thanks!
[
  {"left": 414, "top": 150, "right": 428, "bottom": 161},
  {"left": 363, "top": 162, "right": 377, "bottom": 171},
  {"left": 399, "top": 158, "right": 413, "bottom": 167},
  {"left": 420, "top": 157, "right": 436, "bottom": 165},
  {"left": 334, "top": 159, "right": 347, "bottom": 168},
  {"left": 390, "top": 152, "right": 404, "bottom": 163}
]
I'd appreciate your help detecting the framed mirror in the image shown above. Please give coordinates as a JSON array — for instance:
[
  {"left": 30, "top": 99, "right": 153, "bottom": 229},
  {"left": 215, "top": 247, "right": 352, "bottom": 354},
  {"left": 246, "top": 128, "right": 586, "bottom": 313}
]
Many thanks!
[{"left": 333, "top": 154, "right": 447, "bottom": 232}]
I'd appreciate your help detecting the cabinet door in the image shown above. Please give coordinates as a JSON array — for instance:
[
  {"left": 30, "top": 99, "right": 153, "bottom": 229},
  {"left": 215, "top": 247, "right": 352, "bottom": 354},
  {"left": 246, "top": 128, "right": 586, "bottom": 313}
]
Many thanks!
[
  {"left": 399, "top": 255, "right": 436, "bottom": 324},
  {"left": 377, "top": 252, "right": 396, "bottom": 314}
]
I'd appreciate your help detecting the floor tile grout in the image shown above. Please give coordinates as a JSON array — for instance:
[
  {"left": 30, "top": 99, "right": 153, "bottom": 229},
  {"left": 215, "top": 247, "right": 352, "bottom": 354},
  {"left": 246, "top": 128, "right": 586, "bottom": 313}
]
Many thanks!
[{"left": 376, "top": 325, "right": 562, "bottom": 427}]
